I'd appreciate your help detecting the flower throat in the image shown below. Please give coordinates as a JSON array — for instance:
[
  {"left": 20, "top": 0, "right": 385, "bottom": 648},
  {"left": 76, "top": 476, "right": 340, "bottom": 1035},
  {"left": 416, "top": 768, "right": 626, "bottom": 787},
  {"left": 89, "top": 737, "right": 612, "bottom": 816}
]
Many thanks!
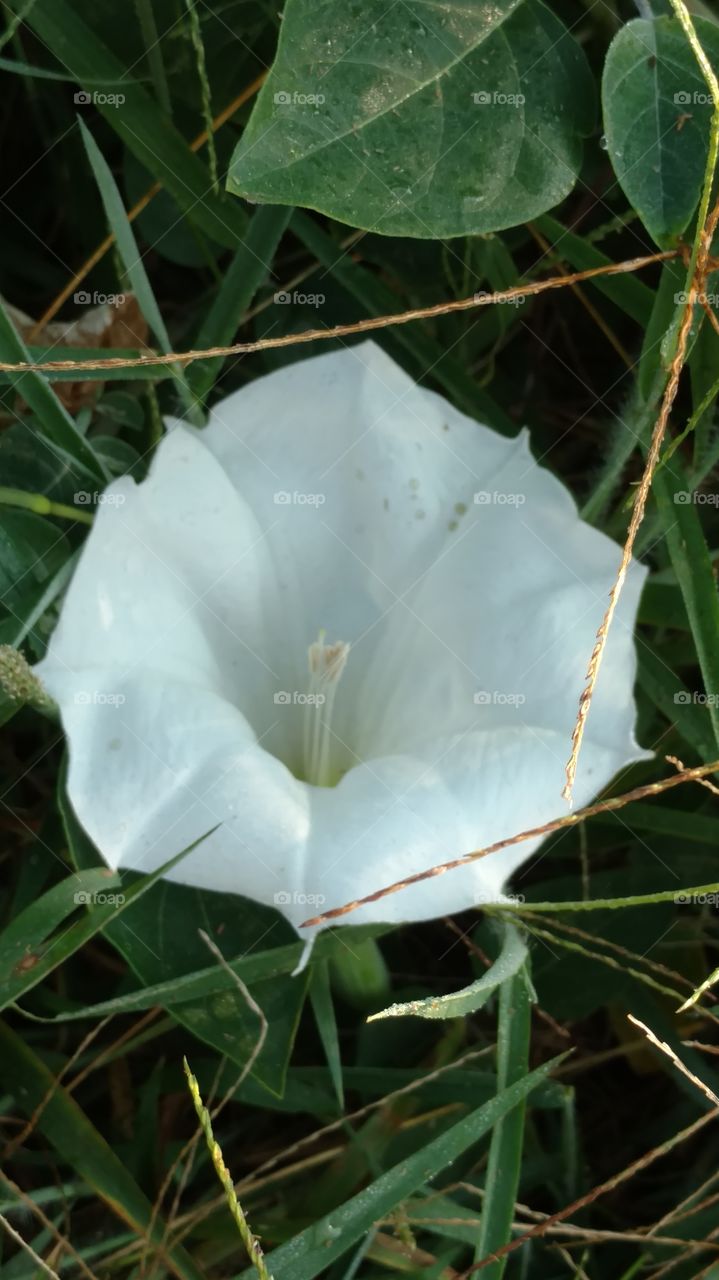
[{"left": 302, "top": 633, "right": 350, "bottom": 786}]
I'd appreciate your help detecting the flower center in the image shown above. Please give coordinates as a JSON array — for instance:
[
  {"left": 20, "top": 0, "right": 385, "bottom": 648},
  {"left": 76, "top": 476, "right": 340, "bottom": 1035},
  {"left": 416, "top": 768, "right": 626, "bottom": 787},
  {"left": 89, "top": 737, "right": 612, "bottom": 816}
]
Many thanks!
[{"left": 303, "top": 632, "right": 350, "bottom": 787}]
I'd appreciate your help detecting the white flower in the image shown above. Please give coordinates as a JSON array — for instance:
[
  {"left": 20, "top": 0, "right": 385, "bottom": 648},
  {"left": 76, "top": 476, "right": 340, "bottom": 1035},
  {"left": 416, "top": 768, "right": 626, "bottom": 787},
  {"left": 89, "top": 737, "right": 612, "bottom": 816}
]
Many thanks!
[{"left": 37, "top": 342, "right": 648, "bottom": 936}]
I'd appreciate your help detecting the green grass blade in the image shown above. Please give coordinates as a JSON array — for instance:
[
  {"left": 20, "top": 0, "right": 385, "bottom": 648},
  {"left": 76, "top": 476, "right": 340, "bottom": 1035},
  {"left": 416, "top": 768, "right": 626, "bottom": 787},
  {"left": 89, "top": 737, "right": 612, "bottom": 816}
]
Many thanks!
[
  {"left": 189, "top": 204, "right": 292, "bottom": 404},
  {"left": 594, "top": 800, "right": 719, "bottom": 844},
  {"left": 369, "top": 920, "right": 528, "bottom": 1020},
  {"left": 0, "top": 827, "right": 217, "bottom": 1010},
  {"left": 309, "top": 959, "right": 344, "bottom": 1109},
  {"left": 234, "top": 1053, "right": 567, "bottom": 1280},
  {"left": 0, "top": 867, "right": 120, "bottom": 976},
  {"left": 0, "top": 301, "right": 107, "bottom": 483},
  {"left": 182, "top": 0, "right": 217, "bottom": 190},
  {"left": 475, "top": 961, "right": 532, "bottom": 1278},
  {"left": 133, "top": 0, "right": 171, "bottom": 116},
  {"left": 7, "top": 0, "right": 246, "bottom": 250},
  {"left": 78, "top": 120, "right": 198, "bottom": 420},
  {"left": 35, "top": 929, "right": 392, "bottom": 1023},
  {"left": 637, "top": 640, "right": 716, "bottom": 760},
  {"left": 652, "top": 458, "right": 719, "bottom": 755},
  {"left": 35, "top": 943, "right": 303, "bottom": 1021},
  {"left": 534, "top": 213, "right": 654, "bottom": 324},
  {"left": 0, "top": 1021, "right": 205, "bottom": 1280},
  {"left": 291, "top": 211, "right": 514, "bottom": 434}
]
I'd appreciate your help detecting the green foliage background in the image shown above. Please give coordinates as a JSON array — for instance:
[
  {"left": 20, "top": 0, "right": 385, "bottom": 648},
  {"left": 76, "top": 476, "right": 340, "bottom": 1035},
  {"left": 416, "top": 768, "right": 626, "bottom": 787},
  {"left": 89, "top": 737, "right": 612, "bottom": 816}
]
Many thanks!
[{"left": 1, "top": 1, "right": 719, "bottom": 1277}]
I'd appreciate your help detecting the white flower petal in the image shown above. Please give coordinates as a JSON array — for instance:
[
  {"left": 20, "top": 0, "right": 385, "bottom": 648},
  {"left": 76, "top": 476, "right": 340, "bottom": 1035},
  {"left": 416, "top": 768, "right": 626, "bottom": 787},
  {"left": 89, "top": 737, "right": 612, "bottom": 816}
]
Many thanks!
[
  {"left": 38, "top": 426, "right": 289, "bottom": 741},
  {"left": 41, "top": 666, "right": 641, "bottom": 935},
  {"left": 38, "top": 342, "right": 649, "bottom": 935},
  {"left": 305, "top": 725, "right": 643, "bottom": 929},
  {"left": 45, "top": 670, "right": 311, "bottom": 905},
  {"left": 198, "top": 345, "right": 645, "bottom": 756}
]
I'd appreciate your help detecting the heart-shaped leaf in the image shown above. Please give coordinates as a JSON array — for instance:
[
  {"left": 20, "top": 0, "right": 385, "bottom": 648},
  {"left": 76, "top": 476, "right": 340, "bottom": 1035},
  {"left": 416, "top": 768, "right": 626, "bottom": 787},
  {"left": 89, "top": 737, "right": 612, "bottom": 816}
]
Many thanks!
[
  {"left": 228, "top": 0, "right": 594, "bottom": 238},
  {"left": 602, "top": 16, "right": 719, "bottom": 246}
]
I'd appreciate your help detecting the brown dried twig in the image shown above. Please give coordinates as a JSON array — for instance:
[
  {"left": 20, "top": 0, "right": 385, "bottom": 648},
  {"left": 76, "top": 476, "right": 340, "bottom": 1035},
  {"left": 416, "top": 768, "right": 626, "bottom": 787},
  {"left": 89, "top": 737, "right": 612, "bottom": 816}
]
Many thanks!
[
  {"left": 1, "top": 250, "right": 675, "bottom": 375},
  {"left": 301, "top": 756, "right": 719, "bottom": 927},
  {"left": 563, "top": 189, "right": 719, "bottom": 804}
]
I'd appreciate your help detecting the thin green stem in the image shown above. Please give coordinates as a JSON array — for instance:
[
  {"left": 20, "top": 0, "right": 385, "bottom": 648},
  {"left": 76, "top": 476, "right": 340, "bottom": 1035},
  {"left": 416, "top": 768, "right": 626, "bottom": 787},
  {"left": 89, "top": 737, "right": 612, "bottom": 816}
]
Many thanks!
[
  {"left": 491, "top": 883, "right": 719, "bottom": 913},
  {"left": 184, "top": 0, "right": 217, "bottom": 192},
  {"left": 0, "top": 486, "right": 93, "bottom": 524},
  {"left": 0, "top": 0, "right": 37, "bottom": 54},
  {"left": 660, "top": 370, "right": 719, "bottom": 465},
  {"left": 183, "top": 1059, "right": 273, "bottom": 1280},
  {"left": 668, "top": 1, "right": 719, "bottom": 287}
]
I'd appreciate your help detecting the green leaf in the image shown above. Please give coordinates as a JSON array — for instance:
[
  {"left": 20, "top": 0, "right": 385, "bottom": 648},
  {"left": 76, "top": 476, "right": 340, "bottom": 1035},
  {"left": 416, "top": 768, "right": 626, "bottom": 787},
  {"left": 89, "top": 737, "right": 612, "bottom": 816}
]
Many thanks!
[
  {"left": 104, "top": 890, "right": 307, "bottom": 1097},
  {"left": 369, "top": 921, "right": 528, "bottom": 1020},
  {"left": 2, "top": 550, "right": 78, "bottom": 650},
  {"left": 0, "top": 1021, "right": 204, "bottom": 1280},
  {"left": 35, "top": 929, "right": 391, "bottom": 1023},
  {"left": 61, "top": 786, "right": 308, "bottom": 1096},
  {"left": 0, "top": 510, "right": 69, "bottom": 612},
  {"left": 228, "top": 0, "right": 594, "bottom": 238},
  {"left": 0, "top": 421, "right": 81, "bottom": 503},
  {"left": 0, "top": 507, "right": 73, "bottom": 661},
  {"left": 639, "top": 579, "right": 691, "bottom": 630},
  {"left": 602, "top": 16, "right": 719, "bottom": 246}
]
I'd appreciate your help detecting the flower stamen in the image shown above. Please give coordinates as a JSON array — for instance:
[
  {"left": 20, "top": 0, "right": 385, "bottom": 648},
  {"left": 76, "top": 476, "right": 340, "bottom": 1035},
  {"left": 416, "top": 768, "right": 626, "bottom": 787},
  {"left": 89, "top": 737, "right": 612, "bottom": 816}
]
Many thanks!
[{"left": 304, "top": 632, "right": 350, "bottom": 786}]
